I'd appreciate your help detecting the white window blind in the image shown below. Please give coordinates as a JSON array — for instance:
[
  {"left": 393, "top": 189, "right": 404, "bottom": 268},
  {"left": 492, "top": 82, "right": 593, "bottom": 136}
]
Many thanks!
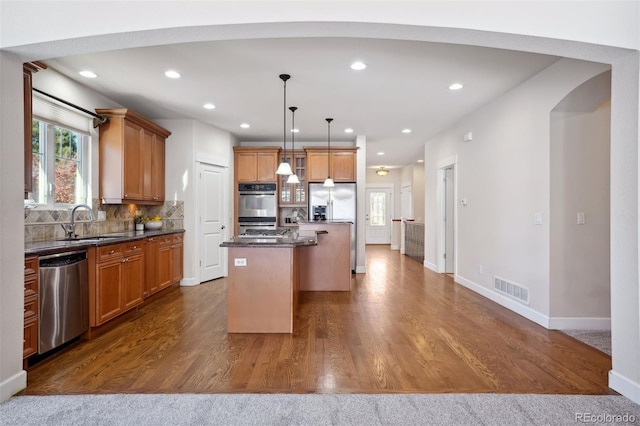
[{"left": 32, "top": 93, "right": 92, "bottom": 135}]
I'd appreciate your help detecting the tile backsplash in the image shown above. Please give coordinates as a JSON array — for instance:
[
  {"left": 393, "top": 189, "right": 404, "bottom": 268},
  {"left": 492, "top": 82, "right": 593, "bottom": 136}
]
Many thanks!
[{"left": 24, "top": 199, "right": 184, "bottom": 242}]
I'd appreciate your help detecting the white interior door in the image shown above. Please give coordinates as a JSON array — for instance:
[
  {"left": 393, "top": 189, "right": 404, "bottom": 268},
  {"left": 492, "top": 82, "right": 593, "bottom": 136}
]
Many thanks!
[
  {"left": 365, "top": 187, "right": 392, "bottom": 244},
  {"left": 198, "top": 163, "right": 226, "bottom": 282}
]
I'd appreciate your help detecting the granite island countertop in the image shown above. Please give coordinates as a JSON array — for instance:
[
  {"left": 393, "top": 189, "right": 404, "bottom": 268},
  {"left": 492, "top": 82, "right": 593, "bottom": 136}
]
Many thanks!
[
  {"left": 25, "top": 229, "right": 185, "bottom": 256},
  {"left": 220, "top": 234, "right": 318, "bottom": 248}
]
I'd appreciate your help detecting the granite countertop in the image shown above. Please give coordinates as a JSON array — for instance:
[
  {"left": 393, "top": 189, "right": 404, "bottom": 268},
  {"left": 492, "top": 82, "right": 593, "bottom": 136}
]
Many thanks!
[
  {"left": 25, "top": 229, "right": 185, "bottom": 256},
  {"left": 220, "top": 232, "right": 319, "bottom": 248},
  {"left": 298, "top": 220, "right": 353, "bottom": 224}
]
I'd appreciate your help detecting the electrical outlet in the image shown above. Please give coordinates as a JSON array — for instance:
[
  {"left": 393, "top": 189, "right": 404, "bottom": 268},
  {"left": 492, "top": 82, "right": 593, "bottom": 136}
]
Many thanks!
[{"left": 234, "top": 258, "right": 247, "bottom": 267}]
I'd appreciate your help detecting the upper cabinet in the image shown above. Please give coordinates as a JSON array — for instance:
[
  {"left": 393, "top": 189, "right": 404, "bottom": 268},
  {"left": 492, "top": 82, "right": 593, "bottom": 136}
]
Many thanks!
[
  {"left": 96, "top": 109, "right": 170, "bottom": 205},
  {"left": 305, "top": 147, "right": 358, "bottom": 183},
  {"left": 234, "top": 147, "right": 280, "bottom": 183},
  {"left": 279, "top": 150, "right": 306, "bottom": 205}
]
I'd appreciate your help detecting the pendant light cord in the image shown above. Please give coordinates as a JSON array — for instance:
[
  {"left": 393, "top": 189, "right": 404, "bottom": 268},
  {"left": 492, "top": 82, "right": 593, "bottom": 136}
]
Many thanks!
[
  {"left": 326, "top": 118, "right": 333, "bottom": 178},
  {"left": 280, "top": 74, "right": 291, "bottom": 164}
]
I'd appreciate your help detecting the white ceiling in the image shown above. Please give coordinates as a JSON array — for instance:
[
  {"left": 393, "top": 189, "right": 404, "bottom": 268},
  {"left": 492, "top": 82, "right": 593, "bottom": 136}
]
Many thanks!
[{"left": 43, "top": 37, "right": 558, "bottom": 169}]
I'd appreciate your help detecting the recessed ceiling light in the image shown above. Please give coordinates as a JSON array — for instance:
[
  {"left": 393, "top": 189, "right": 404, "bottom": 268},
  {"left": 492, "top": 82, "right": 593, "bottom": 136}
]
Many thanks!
[
  {"left": 240, "top": 123, "right": 250, "bottom": 129},
  {"left": 79, "top": 70, "right": 97, "bottom": 78},
  {"left": 164, "top": 70, "right": 181, "bottom": 79},
  {"left": 449, "top": 83, "right": 464, "bottom": 90},
  {"left": 344, "top": 128, "right": 354, "bottom": 134},
  {"left": 402, "top": 129, "right": 412, "bottom": 134},
  {"left": 350, "top": 61, "right": 367, "bottom": 71},
  {"left": 291, "top": 128, "right": 300, "bottom": 133},
  {"left": 203, "top": 103, "right": 216, "bottom": 110},
  {"left": 377, "top": 152, "right": 385, "bottom": 156},
  {"left": 417, "top": 159, "right": 424, "bottom": 163}
]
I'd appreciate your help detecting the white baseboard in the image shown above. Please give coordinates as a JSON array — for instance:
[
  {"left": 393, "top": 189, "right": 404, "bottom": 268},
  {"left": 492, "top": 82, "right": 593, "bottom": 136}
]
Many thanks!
[
  {"left": 179, "top": 277, "right": 199, "bottom": 286},
  {"left": 423, "top": 260, "right": 438, "bottom": 272},
  {"left": 609, "top": 370, "right": 640, "bottom": 405},
  {"left": 455, "top": 275, "right": 550, "bottom": 328},
  {"left": 548, "top": 317, "right": 611, "bottom": 330},
  {"left": 355, "top": 265, "right": 366, "bottom": 274},
  {"left": 0, "top": 370, "right": 26, "bottom": 402},
  {"left": 390, "top": 244, "right": 399, "bottom": 250}
]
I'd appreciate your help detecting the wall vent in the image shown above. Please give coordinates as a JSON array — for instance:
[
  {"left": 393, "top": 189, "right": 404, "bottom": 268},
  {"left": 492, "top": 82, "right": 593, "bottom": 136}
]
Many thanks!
[{"left": 494, "top": 276, "right": 530, "bottom": 305}]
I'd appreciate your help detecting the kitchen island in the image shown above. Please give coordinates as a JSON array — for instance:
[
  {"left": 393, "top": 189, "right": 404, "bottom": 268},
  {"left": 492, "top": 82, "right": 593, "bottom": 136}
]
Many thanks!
[{"left": 220, "top": 234, "right": 317, "bottom": 333}]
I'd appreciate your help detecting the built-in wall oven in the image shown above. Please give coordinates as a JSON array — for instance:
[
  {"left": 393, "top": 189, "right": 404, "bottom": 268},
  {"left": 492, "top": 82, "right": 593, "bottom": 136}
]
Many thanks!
[{"left": 237, "top": 183, "right": 277, "bottom": 233}]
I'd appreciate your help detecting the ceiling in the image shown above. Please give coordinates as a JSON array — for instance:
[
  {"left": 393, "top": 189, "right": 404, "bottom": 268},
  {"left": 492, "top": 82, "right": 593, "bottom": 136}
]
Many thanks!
[{"left": 43, "top": 37, "right": 559, "bottom": 169}]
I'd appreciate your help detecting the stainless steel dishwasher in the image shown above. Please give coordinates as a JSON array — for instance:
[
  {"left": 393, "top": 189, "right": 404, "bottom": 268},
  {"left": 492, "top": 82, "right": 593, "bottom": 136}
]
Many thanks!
[{"left": 38, "top": 250, "right": 89, "bottom": 354}]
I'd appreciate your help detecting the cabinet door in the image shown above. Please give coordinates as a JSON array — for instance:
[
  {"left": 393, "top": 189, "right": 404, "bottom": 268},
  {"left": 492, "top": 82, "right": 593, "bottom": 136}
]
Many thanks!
[
  {"left": 23, "top": 317, "right": 38, "bottom": 358},
  {"left": 96, "top": 260, "right": 123, "bottom": 325},
  {"left": 171, "top": 242, "right": 183, "bottom": 285},
  {"left": 123, "top": 121, "right": 144, "bottom": 200},
  {"left": 151, "top": 136, "right": 165, "bottom": 202},
  {"left": 141, "top": 128, "right": 154, "bottom": 200},
  {"left": 307, "top": 152, "right": 329, "bottom": 182},
  {"left": 332, "top": 151, "right": 356, "bottom": 181},
  {"left": 236, "top": 152, "right": 258, "bottom": 182},
  {"left": 256, "top": 152, "right": 278, "bottom": 182},
  {"left": 144, "top": 238, "right": 159, "bottom": 297},
  {"left": 158, "top": 243, "right": 173, "bottom": 289},
  {"left": 122, "top": 255, "right": 144, "bottom": 310}
]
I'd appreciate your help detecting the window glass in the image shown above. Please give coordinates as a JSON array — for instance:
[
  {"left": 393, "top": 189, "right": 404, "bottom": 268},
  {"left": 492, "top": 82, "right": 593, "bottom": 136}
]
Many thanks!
[
  {"left": 370, "top": 192, "right": 386, "bottom": 226},
  {"left": 30, "top": 119, "right": 89, "bottom": 206}
]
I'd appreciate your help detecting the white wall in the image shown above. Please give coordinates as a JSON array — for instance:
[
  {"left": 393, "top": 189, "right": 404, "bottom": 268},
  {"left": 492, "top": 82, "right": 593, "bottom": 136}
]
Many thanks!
[
  {"left": 1, "top": 0, "right": 640, "bottom": 403},
  {"left": 424, "top": 58, "right": 610, "bottom": 319},
  {"left": 550, "top": 73, "right": 611, "bottom": 327},
  {"left": 0, "top": 52, "right": 27, "bottom": 401},
  {"left": 158, "top": 119, "right": 236, "bottom": 285}
]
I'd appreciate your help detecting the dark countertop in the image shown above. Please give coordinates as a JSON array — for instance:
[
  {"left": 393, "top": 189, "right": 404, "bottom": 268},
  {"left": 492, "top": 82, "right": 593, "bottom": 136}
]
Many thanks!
[
  {"left": 298, "top": 220, "right": 353, "bottom": 225},
  {"left": 25, "top": 229, "right": 185, "bottom": 256},
  {"left": 220, "top": 234, "right": 318, "bottom": 248}
]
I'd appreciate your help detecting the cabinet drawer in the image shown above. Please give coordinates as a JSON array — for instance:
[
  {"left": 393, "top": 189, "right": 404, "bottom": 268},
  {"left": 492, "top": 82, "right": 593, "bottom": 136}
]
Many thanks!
[
  {"left": 25, "top": 276, "right": 38, "bottom": 299},
  {"left": 23, "top": 317, "right": 38, "bottom": 358},
  {"left": 159, "top": 235, "right": 174, "bottom": 247},
  {"left": 123, "top": 241, "right": 143, "bottom": 255},
  {"left": 24, "top": 256, "right": 38, "bottom": 277},
  {"left": 172, "top": 234, "right": 183, "bottom": 244},
  {"left": 24, "top": 296, "right": 38, "bottom": 320},
  {"left": 97, "top": 244, "right": 123, "bottom": 262}
]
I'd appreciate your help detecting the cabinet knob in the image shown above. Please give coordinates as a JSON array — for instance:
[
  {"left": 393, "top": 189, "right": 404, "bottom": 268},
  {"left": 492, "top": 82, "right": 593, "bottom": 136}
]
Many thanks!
[
  {"left": 109, "top": 250, "right": 115, "bottom": 254},
  {"left": 133, "top": 246, "right": 137, "bottom": 249}
]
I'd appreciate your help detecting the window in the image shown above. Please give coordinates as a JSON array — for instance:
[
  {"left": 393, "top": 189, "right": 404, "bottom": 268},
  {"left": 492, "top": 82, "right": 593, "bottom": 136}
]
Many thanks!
[
  {"left": 369, "top": 191, "right": 386, "bottom": 226},
  {"left": 28, "top": 93, "right": 92, "bottom": 207},
  {"left": 30, "top": 120, "right": 89, "bottom": 206}
]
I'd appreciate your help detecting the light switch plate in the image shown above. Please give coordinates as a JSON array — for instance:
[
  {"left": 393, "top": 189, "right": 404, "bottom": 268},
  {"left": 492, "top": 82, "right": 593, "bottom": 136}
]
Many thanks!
[
  {"left": 234, "top": 258, "right": 247, "bottom": 267},
  {"left": 577, "top": 212, "right": 586, "bottom": 225},
  {"left": 534, "top": 213, "right": 543, "bottom": 225}
]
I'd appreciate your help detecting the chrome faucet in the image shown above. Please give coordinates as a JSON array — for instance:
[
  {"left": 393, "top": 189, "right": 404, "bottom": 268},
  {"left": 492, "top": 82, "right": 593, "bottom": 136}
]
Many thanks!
[{"left": 61, "top": 204, "right": 95, "bottom": 239}]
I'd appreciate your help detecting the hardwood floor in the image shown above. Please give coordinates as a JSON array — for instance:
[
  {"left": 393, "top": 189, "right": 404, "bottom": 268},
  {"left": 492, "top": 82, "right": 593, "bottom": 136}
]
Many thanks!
[{"left": 21, "top": 245, "right": 613, "bottom": 395}]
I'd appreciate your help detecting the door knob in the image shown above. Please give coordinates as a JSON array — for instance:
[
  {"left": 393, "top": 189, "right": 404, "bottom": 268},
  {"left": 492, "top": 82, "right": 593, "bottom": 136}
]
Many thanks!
[{"left": 221, "top": 225, "right": 226, "bottom": 229}]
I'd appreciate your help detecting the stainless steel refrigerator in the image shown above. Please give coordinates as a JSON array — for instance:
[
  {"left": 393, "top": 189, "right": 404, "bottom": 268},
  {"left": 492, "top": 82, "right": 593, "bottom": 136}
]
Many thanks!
[{"left": 308, "top": 182, "right": 357, "bottom": 271}]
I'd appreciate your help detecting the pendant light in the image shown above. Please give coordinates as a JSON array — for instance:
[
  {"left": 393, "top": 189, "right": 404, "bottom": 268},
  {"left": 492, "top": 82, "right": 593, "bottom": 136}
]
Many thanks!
[
  {"left": 287, "top": 106, "right": 300, "bottom": 184},
  {"left": 276, "top": 74, "right": 293, "bottom": 175},
  {"left": 323, "top": 118, "right": 335, "bottom": 187}
]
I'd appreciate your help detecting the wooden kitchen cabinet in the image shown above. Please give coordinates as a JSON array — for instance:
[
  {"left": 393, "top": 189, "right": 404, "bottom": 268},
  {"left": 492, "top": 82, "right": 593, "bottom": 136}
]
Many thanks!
[
  {"left": 305, "top": 147, "right": 358, "bottom": 182},
  {"left": 96, "top": 108, "right": 170, "bottom": 205},
  {"left": 279, "top": 150, "right": 306, "bottom": 205},
  {"left": 23, "top": 256, "right": 39, "bottom": 358},
  {"left": 144, "top": 232, "right": 184, "bottom": 298},
  {"left": 234, "top": 147, "right": 280, "bottom": 183},
  {"left": 94, "top": 241, "right": 144, "bottom": 326}
]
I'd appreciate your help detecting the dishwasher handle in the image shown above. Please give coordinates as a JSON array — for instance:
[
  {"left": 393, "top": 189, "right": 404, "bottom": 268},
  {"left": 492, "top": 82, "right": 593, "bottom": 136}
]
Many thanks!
[{"left": 39, "top": 250, "right": 87, "bottom": 268}]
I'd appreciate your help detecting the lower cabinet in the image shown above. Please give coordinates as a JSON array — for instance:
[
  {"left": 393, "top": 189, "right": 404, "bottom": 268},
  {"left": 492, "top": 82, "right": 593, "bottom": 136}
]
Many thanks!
[
  {"left": 23, "top": 256, "right": 39, "bottom": 358},
  {"left": 144, "top": 233, "right": 183, "bottom": 298},
  {"left": 94, "top": 241, "right": 144, "bottom": 326}
]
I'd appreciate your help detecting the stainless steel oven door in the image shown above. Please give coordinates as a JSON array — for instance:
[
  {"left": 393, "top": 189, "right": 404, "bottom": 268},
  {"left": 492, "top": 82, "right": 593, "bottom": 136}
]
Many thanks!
[{"left": 237, "top": 192, "right": 276, "bottom": 218}]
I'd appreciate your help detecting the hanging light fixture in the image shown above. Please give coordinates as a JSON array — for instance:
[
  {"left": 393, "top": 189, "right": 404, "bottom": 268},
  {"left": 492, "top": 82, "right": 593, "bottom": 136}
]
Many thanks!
[
  {"left": 287, "top": 106, "right": 300, "bottom": 184},
  {"left": 323, "top": 118, "right": 335, "bottom": 187},
  {"left": 376, "top": 167, "right": 389, "bottom": 176},
  {"left": 276, "top": 74, "right": 293, "bottom": 175}
]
